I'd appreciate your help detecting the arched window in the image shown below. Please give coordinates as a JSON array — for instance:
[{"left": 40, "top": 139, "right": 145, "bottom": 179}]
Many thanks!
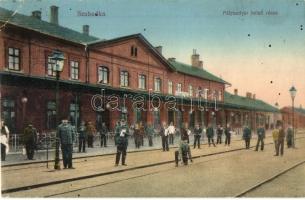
[
  {"left": 98, "top": 66, "right": 109, "bottom": 84},
  {"left": 120, "top": 70, "right": 129, "bottom": 87}
]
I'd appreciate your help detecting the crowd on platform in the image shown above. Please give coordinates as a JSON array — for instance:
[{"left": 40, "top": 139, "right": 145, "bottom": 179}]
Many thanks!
[{"left": 0, "top": 118, "right": 295, "bottom": 168}]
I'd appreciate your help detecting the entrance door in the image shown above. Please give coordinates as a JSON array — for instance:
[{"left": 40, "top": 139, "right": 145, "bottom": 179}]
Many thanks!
[
  {"left": 168, "top": 110, "right": 174, "bottom": 126},
  {"left": 96, "top": 110, "right": 110, "bottom": 129}
]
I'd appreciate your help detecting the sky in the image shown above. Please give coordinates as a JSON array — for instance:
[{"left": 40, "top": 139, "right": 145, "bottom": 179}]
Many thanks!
[{"left": 1, "top": 0, "right": 304, "bottom": 108}]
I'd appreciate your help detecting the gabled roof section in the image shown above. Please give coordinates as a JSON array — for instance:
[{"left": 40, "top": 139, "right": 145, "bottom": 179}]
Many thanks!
[
  {"left": 224, "top": 91, "right": 279, "bottom": 112},
  {"left": 87, "top": 33, "right": 176, "bottom": 71},
  {"left": 169, "top": 60, "right": 230, "bottom": 85},
  {"left": 0, "top": 7, "right": 99, "bottom": 44}
]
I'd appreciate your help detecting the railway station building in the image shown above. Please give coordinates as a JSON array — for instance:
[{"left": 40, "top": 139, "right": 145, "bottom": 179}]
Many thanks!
[{"left": 0, "top": 6, "right": 279, "bottom": 135}]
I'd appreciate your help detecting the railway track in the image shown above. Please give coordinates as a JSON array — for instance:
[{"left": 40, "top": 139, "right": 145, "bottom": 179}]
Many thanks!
[
  {"left": 234, "top": 159, "right": 305, "bottom": 197},
  {"left": 2, "top": 136, "right": 305, "bottom": 195}
]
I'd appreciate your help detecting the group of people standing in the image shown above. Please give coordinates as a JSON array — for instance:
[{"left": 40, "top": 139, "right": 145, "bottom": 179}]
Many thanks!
[{"left": 128, "top": 122, "right": 155, "bottom": 149}]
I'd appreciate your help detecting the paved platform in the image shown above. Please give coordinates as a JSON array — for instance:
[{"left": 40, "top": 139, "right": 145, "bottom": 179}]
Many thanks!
[
  {"left": 2, "top": 130, "right": 304, "bottom": 196},
  {"left": 2, "top": 132, "right": 244, "bottom": 166}
]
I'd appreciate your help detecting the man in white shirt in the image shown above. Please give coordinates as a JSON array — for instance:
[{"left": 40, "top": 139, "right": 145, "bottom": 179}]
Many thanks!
[
  {"left": 1, "top": 120, "right": 10, "bottom": 161},
  {"left": 168, "top": 122, "right": 175, "bottom": 145}
]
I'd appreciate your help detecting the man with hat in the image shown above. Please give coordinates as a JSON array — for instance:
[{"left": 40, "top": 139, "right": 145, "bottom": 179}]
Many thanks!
[
  {"left": 175, "top": 123, "right": 193, "bottom": 166},
  {"left": 58, "top": 118, "right": 76, "bottom": 169},
  {"left": 243, "top": 125, "right": 252, "bottom": 149},
  {"left": 115, "top": 119, "right": 129, "bottom": 166},
  {"left": 22, "top": 123, "right": 37, "bottom": 160}
]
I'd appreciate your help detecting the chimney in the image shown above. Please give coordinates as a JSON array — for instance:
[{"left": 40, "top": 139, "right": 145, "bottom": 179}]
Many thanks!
[
  {"left": 191, "top": 49, "right": 204, "bottom": 68},
  {"left": 50, "top": 5, "right": 59, "bottom": 25},
  {"left": 83, "top": 25, "right": 89, "bottom": 36},
  {"left": 168, "top": 57, "right": 176, "bottom": 62},
  {"left": 155, "top": 46, "right": 162, "bottom": 55},
  {"left": 234, "top": 89, "right": 238, "bottom": 95},
  {"left": 32, "top": 10, "right": 41, "bottom": 20}
]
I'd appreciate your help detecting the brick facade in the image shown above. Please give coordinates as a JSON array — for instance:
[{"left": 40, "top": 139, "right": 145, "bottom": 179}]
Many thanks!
[{"left": 0, "top": 23, "right": 226, "bottom": 134}]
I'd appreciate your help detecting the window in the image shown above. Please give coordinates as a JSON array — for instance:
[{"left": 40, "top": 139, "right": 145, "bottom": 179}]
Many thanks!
[
  {"left": 138, "top": 74, "right": 146, "bottom": 89},
  {"left": 120, "top": 70, "right": 129, "bottom": 87},
  {"left": 47, "top": 55, "right": 56, "bottom": 77},
  {"left": 168, "top": 81, "right": 173, "bottom": 94},
  {"left": 177, "top": 83, "right": 182, "bottom": 93},
  {"left": 98, "top": 66, "right": 109, "bottom": 84},
  {"left": 154, "top": 78, "right": 162, "bottom": 92},
  {"left": 46, "top": 101, "right": 57, "bottom": 130},
  {"left": 218, "top": 90, "right": 222, "bottom": 101},
  {"left": 70, "top": 61, "right": 79, "bottom": 80},
  {"left": 1, "top": 98, "right": 16, "bottom": 133},
  {"left": 189, "top": 85, "right": 193, "bottom": 97},
  {"left": 131, "top": 46, "right": 138, "bottom": 57},
  {"left": 8, "top": 47, "right": 20, "bottom": 71},
  {"left": 69, "top": 102, "right": 80, "bottom": 126}
]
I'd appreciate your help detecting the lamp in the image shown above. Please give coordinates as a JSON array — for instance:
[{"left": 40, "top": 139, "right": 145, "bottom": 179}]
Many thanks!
[
  {"left": 51, "top": 50, "right": 65, "bottom": 170},
  {"left": 289, "top": 86, "right": 297, "bottom": 148}
]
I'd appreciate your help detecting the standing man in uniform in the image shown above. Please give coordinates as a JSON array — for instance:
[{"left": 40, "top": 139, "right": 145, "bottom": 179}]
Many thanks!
[
  {"left": 216, "top": 124, "right": 224, "bottom": 144},
  {"left": 160, "top": 122, "right": 169, "bottom": 151},
  {"left": 115, "top": 119, "right": 129, "bottom": 166},
  {"left": 206, "top": 123, "right": 216, "bottom": 147},
  {"left": 22, "top": 123, "right": 37, "bottom": 160},
  {"left": 78, "top": 121, "right": 87, "bottom": 153},
  {"left": 286, "top": 125, "right": 293, "bottom": 148},
  {"left": 243, "top": 125, "right": 252, "bottom": 149},
  {"left": 193, "top": 124, "right": 202, "bottom": 149},
  {"left": 225, "top": 124, "right": 232, "bottom": 146},
  {"left": 255, "top": 125, "right": 265, "bottom": 151},
  {"left": 58, "top": 118, "right": 76, "bottom": 169},
  {"left": 146, "top": 123, "right": 154, "bottom": 147},
  {"left": 86, "top": 121, "right": 96, "bottom": 148},
  {"left": 99, "top": 122, "right": 108, "bottom": 148},
  {"left": 275, "top": 122, "right": 285, "bottom": 156}
]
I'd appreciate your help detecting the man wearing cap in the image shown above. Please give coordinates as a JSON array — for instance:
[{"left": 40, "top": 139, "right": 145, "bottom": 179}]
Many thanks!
[
  {"left": 22, "top": 123, "right": 38, "bottom": 160},
  {"left": 243, "top": 125, "right": 252, "bottom": 149},
  {"left": 115, "top": 119, "right": 129, "bottom": 166},
  {"left": 206, "top": 123, "right": 216, "bottom": 147},
  {"left": 255, "top": 124, "right": 265, "bottom": 151},
  {"left": 58, "top": 118, "right": 76, "bottom": 169},
  {"left": 193, "top": 124, "right": 202, "bottom": 149},
  {"left": 160, "top": 122, "right": 169, "bottom": 151}
]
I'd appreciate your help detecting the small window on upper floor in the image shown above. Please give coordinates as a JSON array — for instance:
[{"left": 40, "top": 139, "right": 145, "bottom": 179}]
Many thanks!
[
  {"left": 120, "top": 70, "right": 129, "bottom": 87},
  {"left": 131, "top": 46, "right": 138, "bottom": 57},
  {"left": 98, "top": 66, "right": 109, "bottom": 84},
  {"left": 154, "top": 78, "right": 162, "bottom": 92},
  {"left": 8, "top": 47, "right": 21, "bottom": 71},
  {"left": 70, "top": 61, "right": 79, "bottom": 80}
]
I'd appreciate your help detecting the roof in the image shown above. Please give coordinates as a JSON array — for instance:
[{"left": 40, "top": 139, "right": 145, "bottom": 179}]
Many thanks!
[
  {"left": 169, "top": 60, "right": 230, "bottom": 85},
  {"left": 295, "top": 107, "right": 305, "bottom": 115},
  {"left": 281, "top": 107, "right": 305, "bottom": 115},
  {"left": 0, "top": 7, "right": 99, "bottom": 44},
  {"left": 0, "top": 7, "right": 228, "bottom": 85},
  {"left": 87, "top": 33, "right": 176, "bottom": 71},
  {"left": 224, "top": 91, "right": 279, "bottom": 112}
]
